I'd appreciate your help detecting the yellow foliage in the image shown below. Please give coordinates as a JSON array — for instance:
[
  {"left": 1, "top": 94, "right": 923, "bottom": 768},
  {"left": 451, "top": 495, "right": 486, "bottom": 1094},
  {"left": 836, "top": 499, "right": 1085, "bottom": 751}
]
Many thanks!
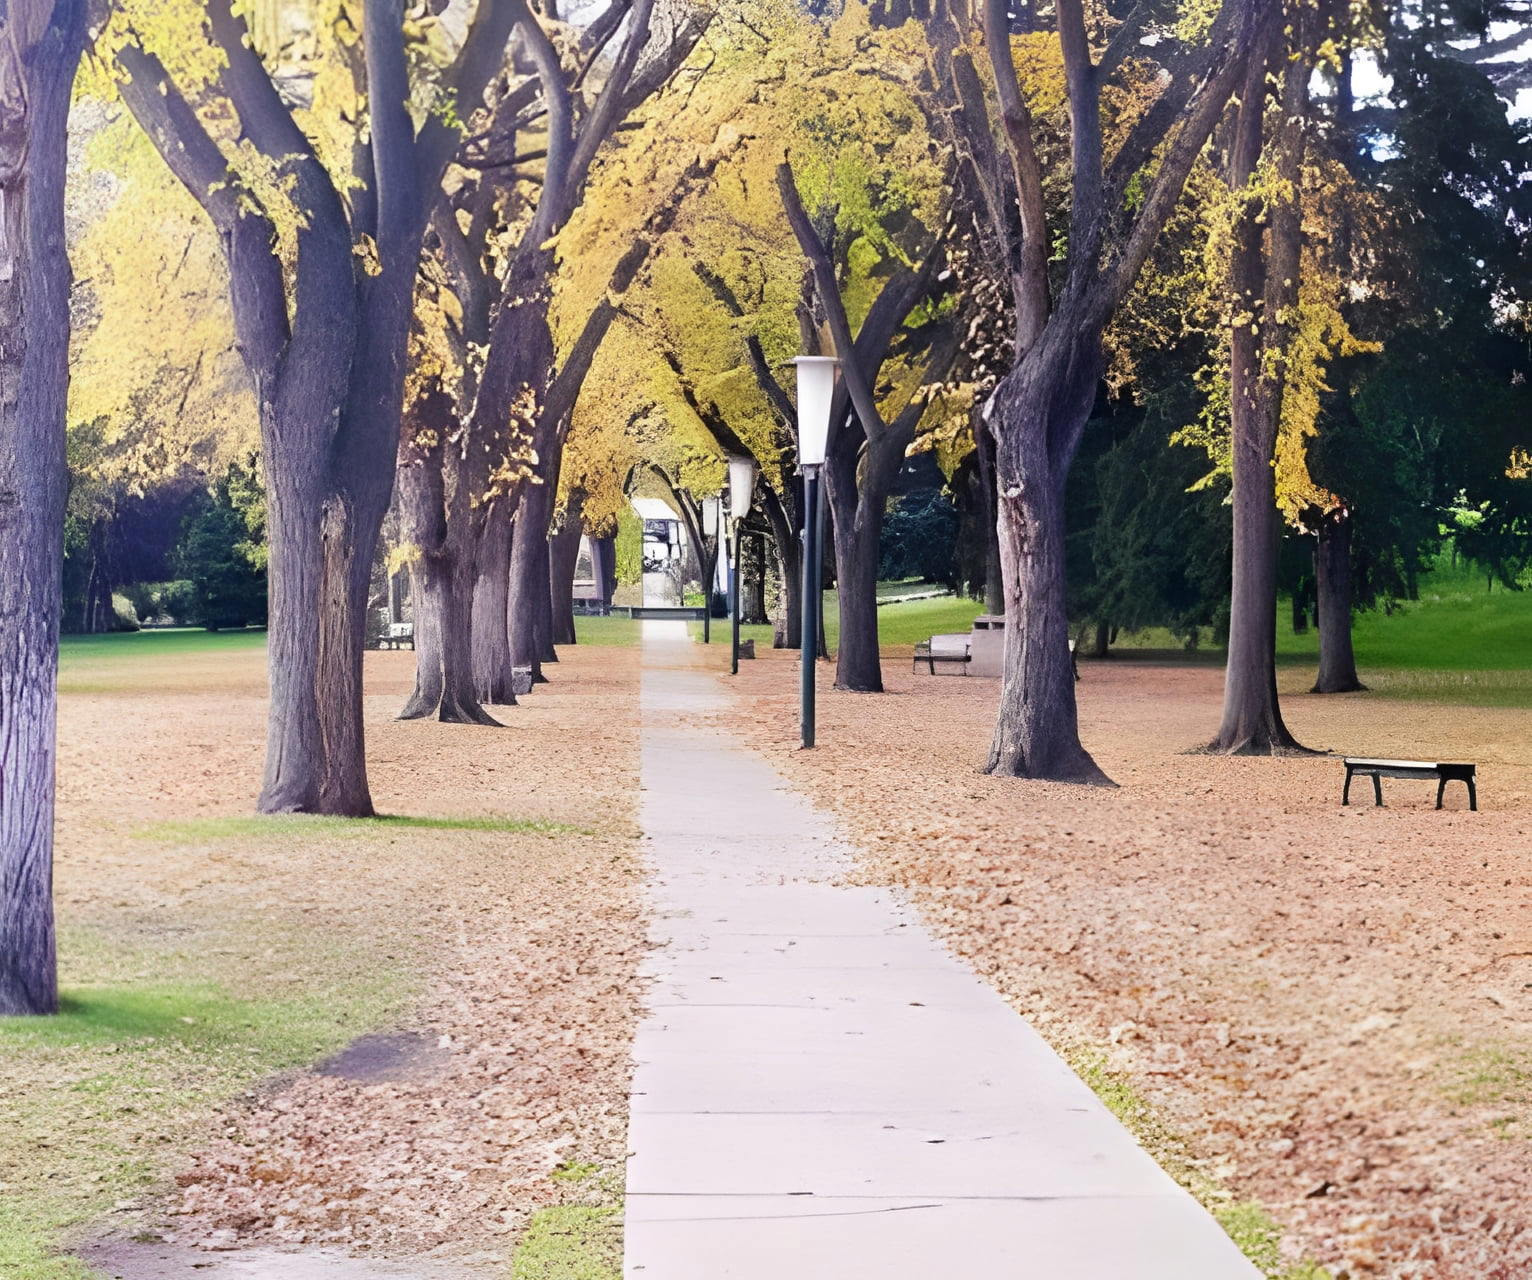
[{"left": 68, "top": 114, "right": 259, "bottom": 497}]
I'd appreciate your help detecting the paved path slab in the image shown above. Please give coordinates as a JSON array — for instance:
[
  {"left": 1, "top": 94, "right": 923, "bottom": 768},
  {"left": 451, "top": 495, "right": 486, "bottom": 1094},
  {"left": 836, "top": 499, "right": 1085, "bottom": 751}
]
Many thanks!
[{"left": 625, "top": 623, "right": 1257, "bottom": 1278}]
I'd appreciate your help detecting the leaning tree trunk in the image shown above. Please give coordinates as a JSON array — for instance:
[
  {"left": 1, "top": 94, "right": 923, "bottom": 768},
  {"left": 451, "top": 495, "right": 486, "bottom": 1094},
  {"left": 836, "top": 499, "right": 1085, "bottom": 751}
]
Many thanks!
[
  {"left": 0, "top": 0, "right": 84, "bottom": 1015},
  {"left": 1312, "top": 510, "right": 1365, "bottom": 693}
]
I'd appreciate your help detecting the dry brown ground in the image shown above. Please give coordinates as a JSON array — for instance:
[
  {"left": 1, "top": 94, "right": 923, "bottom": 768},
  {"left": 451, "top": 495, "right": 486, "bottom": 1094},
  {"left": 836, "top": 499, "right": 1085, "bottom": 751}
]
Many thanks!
[
  {"left": 45, "top": 643, "right": 644, "bottom": 1269},
  {"left": 728, "top": 650, "right": 1532, "bottom": 1280}
]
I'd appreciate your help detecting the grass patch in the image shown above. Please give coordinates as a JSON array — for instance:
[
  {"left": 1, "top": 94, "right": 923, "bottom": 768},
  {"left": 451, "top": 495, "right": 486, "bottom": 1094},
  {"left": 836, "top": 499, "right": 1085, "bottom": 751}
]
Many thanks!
[
  {"left": 572, "top": 616, "right": 643, "bottom": 647},
  {"left": 133, "top": 813, "right": 584, "bottom": 844},
  {"left": 510, "top": 1206, "right": 621, "bottom": 1280},
  {"left": 1068, "top": 1049, "right": 1331, "bottom": 1279},
  {"left": 688, "top": 590, "right": 984, "bottom": 652},
  {"left": 512, "top": 1160, "right": 623, "bottom": 1280},
  {"left": 0, "top": 944, "right": 404, "bottom": 1280},
  {"left": 1445, "top": 1043, "right": 1531, "bottom": 1137},
  {"left": 59, "top": 628, "right": 268, "bottom": 662}
]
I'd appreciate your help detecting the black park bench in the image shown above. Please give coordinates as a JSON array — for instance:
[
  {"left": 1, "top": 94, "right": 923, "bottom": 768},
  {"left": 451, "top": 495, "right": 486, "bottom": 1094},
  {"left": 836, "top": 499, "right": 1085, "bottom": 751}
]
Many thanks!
[{"left": 1342, "top": 758, "right": 1477, "bottom": 811}]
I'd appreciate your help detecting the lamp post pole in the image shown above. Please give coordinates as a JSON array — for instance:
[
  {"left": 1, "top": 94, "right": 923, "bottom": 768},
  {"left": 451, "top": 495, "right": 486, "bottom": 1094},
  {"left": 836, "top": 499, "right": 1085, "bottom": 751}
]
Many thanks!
[
  {"left": 701, "top": 495, "right": 719, "bottom": 645},
  {"left": 799, "top": 464, "right": 821, "bottom": 748},
  {"left": 726, "top": 457, "right": 756, "bottom": 676},
  {"left": 788, "top": 353, "right": 838, "bottom": 750}
]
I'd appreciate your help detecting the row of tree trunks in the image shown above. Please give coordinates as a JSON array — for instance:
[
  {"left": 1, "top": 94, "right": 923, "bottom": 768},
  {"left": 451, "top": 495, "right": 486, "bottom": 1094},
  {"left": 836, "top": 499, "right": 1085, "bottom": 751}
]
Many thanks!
[{"left": 0, "top": 0, "right": 86, "bottom": 1016}]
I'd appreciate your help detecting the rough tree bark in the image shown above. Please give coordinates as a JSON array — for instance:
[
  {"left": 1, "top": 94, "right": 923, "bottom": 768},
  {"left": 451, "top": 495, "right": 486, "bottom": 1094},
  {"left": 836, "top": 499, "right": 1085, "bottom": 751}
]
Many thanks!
[
  {"left": 925, "top": 0, "right": 1266, "bottom": 780},
  {"left": 549, "top": 493, "right": 585, "bottom": 647},
  {"left": 0, "top": 0, "right": 84, "bottom": 1016},
  {"left": 397, "top": 386, "right": 499, "bottom": 724},
  {"left": 1312, "top": 510, "right": 1365, "bottom": 693},
  {"left": 112, "top": 0, "right": 515, "bottom": 812},
  {"left": 508, "top": 478, "right": 556, "bottom": 683},
  {"left": 1208, "top": 38, "right": 1314, "bottom": 753}
]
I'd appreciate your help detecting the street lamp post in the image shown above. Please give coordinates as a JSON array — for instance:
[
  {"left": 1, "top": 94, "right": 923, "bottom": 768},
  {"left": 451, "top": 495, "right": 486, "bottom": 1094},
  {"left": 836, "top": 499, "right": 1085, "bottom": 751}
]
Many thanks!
[
  {"left": 701, "top": 495, "right": 720, "bottom": 644},
  {"left": 790, "top": 355, "right": 839, "bottom": 748},
  {"left": 727, "top": 455, "right": 757, "bottom": 675}
]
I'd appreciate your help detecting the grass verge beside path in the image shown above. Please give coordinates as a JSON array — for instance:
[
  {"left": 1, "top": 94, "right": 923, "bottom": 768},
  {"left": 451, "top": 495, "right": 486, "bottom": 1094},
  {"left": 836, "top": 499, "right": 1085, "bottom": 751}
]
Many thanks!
[
  {"left": 9, "top": 638, "right": 647, "bottom": 1278},
  {"left": 0, "top": 924, "right": 407, "bottom": 1279}
]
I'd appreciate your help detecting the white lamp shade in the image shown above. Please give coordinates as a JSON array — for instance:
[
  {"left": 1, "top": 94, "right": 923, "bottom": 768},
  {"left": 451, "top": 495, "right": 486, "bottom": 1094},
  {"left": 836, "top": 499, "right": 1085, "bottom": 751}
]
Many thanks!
[
  {"left": 791, "top": 355, "right": 840, "bottom": 467},
  {"left": 727, "top": 455, "right": 757, "bottom": 523},
  {"left": 701, "top": 495, "right": 720, "bottom": 537}
]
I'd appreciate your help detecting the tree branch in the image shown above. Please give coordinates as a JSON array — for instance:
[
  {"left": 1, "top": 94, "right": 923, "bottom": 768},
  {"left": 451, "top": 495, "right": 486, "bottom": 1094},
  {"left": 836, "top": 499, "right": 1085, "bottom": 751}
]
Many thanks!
[
  {"left": 776, "top": 160, "right": 890, "bottom": 442},
  {"left": 363, "top": 0, "right": 422, "bottom": 265},
  {"left": 691, "top": 262, "right": 797, "bottom": 426},
  {"left": 1057, "top": 0, "right": 1106, "bottom": 276},
  {"left": 112, "top": 45, "right": 289, "bottom": 377},
  {"left": 566, "top": 0, "right": 657, "bottom": 196},
  {"left": 979, "top": 0, "right": 1049, "bottom": 348},
  {"left": 416, "top": 0, "right": 519, "bottom": 189}
]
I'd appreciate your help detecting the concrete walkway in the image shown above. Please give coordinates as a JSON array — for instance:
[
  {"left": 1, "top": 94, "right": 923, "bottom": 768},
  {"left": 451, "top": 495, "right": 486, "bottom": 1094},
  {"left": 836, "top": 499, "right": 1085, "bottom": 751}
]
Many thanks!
[{"left": 625, "top": 622, "right": 1259, "bottom": 1279}]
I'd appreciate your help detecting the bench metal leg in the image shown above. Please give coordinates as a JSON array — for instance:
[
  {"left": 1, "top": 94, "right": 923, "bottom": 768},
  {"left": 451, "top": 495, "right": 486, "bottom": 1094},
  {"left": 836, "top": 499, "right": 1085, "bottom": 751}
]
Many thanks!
[
  {"left": 1436, "top": 778, "right": 1446, "bottom": 810},
  {"left": 1468, "top": 778, "right": 1477, "bottom": 811},
  {"left": 1342, "top": 769, "right": 1353, "bottom": 805},
  {"left": 1372, "top": 774, "right": 1383, "bottom": 806}
]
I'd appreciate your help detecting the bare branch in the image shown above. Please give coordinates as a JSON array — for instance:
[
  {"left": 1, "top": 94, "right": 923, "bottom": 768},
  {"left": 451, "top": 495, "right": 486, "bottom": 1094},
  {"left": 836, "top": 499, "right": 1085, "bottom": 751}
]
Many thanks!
[
  {"left": 417, "top": 0, "right": 519, "bottom": 189},
  {"left": 979, "top": 0, "right": 1049, "bottom": 347},
  {"left": 776, "top": 160, "right": 890, "bottom": 442}
]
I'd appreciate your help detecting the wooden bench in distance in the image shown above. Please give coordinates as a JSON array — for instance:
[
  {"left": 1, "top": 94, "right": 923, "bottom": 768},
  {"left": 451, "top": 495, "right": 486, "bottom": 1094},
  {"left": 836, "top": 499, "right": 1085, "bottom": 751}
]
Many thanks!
[
  {"left": 1342, "top": 758, "right": 1477, "bottom": 811},
  {"left": 913, "top": 633, "right": 970, "bottom": 675}
]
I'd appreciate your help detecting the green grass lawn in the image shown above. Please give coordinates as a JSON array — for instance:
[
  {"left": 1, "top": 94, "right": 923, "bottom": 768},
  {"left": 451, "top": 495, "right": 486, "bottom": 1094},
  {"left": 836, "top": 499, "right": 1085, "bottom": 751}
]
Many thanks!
[
  {"left": 59, "top": 626, "right": 267, "bottom": 662},
  {"left": 687, "top": 589, "right": 980, "bottom": 651},
  {"left": 61, "top": 558, "right": 1532, "bottom": 706},
  {"left": 1106, "top": 557, "right": 1532, "bottom": 707}
]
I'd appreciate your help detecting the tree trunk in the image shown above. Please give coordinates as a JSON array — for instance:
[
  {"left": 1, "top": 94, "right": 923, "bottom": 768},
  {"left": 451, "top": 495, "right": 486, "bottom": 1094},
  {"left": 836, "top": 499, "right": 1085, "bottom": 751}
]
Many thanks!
[
  {"left": 762, "top": 491, "right": 801, "bottom": 649},
  {"left": 742, "top": 532, "right": 768, "bottom": 624},
  {"left": 396, "top": 399, "right": 498, "bottom": 725},
  {"left": 549, "top": 503, "right": 583, "bottom": 647},
  {"left": 989, "top": 480, "right": 1110, "bottom": 782},
  {"left": 591, "top": 534, "right": 617, "bottom": 607},
  {"left": 1091, "top": 619, "right": 1110, "bottom": 659},
  {"left": 976, "top": 423, "right": 1005, "bottom": 614},
  {"left": 1208, "top": 45, "right": 1310, "bottom": 755},
  {"left": 984, "top": 324, "right": 1113, "bottom": 785},
  {"left": 471, "top": 501, "right": 518, "bottom": 704},
  {"left": 1291, "top": 590, "right": 1308, "bottom": 634},
  {"left": 1312, "top": 511, "right": 1365, "bottom": 693},
  {"left": 509, "top": 481, "right": 555, "bottom": 682},
  {"left": 1, "top": 0, "right": 84, "bottom": 1015},
  {"left": 82, "top": 520, "right": 114, "bottom": 632},
  {"left": 825, "top": 439, "right": 897, "bottom": 692}
]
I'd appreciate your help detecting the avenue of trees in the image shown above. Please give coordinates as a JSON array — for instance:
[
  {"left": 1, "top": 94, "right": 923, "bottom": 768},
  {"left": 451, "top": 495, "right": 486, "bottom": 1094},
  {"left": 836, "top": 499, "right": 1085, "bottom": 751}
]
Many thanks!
[{"left": 3, "top": 0, "right": 1530, "bottom": 1011}]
